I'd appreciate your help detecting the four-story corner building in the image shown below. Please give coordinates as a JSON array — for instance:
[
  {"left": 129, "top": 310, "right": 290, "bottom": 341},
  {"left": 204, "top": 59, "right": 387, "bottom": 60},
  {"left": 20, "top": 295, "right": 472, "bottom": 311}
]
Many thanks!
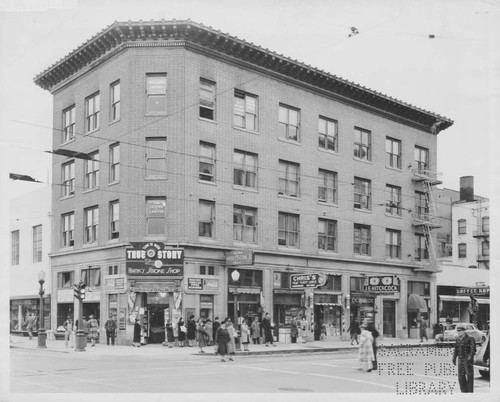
[{"left": 35, "top": 20, "right": 453, "bottom": 345}]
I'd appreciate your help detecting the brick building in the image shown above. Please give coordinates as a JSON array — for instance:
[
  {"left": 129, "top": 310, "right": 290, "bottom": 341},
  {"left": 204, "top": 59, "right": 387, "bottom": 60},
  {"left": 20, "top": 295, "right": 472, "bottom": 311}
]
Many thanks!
[{"left": 34, "top": 20, "right": 453, "bottom": 344}]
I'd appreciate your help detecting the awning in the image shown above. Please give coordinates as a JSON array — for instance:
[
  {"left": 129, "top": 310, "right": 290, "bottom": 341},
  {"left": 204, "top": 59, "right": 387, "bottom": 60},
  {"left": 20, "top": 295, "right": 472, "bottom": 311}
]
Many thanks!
[
  {"left": 407, "top": 293, "right": 428, "bottom": 312},
  {"left": 229, "top": 287, "right": 261, "bottom": 294},
  {"left": 315, "top": 303, "right": 341, "bottom": 306},
  {"left": 476, "top": 298, "right": 489, "bottom": 305},
  {"left": 439, "top": 295, "right": 471, "bottom": 302}
]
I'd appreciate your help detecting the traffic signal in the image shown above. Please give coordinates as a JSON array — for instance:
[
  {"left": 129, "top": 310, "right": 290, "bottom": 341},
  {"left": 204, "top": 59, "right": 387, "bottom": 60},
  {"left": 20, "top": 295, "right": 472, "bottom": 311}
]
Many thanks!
[
  {"left": 73, "top": 282, "right": 86, "bottom": 301},
  {"left": 79, "top": 283, "right": 86, "bottom": 300}
]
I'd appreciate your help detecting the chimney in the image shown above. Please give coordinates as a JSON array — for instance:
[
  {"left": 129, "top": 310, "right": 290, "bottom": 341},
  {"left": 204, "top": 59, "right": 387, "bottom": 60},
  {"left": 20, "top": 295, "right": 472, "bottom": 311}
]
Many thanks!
[{"left": 459, "top": 176, "right": 474, "bottom": 202}]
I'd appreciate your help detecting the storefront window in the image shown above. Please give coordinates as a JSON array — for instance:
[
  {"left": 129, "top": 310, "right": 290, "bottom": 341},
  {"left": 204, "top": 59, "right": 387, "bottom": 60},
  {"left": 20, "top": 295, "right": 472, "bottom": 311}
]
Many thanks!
[
  {"left": 200, "top": 295, "right": 214, "bottom": 321},
  {"left": 408, "top": 281, "right": 430, "bottom": 296},
  {"left": 108, "top": 294, "right": 118, "bottom": 319},
  {"left": 317, "top": 275, "right": 341, "bottom": 291},
  {"left": 228, "top": 269, "right": 262, "bottom": 287}
]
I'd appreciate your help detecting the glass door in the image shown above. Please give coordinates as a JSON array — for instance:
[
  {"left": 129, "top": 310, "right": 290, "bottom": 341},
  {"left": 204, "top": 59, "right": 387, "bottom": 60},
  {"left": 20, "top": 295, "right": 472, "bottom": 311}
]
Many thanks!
[{"left": 383, "top": 300, "right": 396, "bottom": 337}]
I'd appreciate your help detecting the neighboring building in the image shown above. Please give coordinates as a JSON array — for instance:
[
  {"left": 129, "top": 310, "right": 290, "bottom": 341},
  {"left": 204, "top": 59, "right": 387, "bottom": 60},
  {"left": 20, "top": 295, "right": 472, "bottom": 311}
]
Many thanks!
[
  {"left": 34, "top": 20, "right": 453, "bottom": 344},
  {"left": 9, "top": 186, "right": 52, "bottom": 334}
]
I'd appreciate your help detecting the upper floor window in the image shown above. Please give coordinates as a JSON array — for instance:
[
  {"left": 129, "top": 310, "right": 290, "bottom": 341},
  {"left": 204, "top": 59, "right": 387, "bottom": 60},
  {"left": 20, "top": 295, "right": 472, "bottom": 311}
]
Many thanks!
[
  {"left": 458, "top": 219, "right": 466, "bottom": 235},
  {"left": 81, "top": 267, "right": 101, "bottom": 288},
  {"left": 350, "top": 277, "right": 365, "bottom": 292},
  {"left": 233, "top": 150, "right": 257, "bottom": 188},
  {"left": 233, "top": 205, "right": 257, "bottom": 243},
  {"left": 200, "top": 79, "right": 216, "bottom": 120},
  {"left": 318, "top": 218, "right": 337, "bottom": 252},
  {"left": 108, "top": 265, "right": 119, "bottom": 275},
  {"left": 109, "top": 200, "right": 119, "bottom": 239},
  {"left": 11, "top": 230, "right": 19, "bottom": 266},
  {"left": 482, "top": 241, "right": 489, "bottom": 256},
  {"left": 62, "top": 161, "right": 75, "bottom": 197},
  {"left": 458, "top": 242, "right": 467, "bottom": 258},
  {"left": 62, "top": 105, "right": 76, "bottom": 143},
  {"left": 318, "top": 169, "right": 337, "bottom": 204},
  {"left": 146, "top": 197, "right": 166, "bottom": 236},
  {"left": 386, "top": 229, "right": 401, "bottom": 259},
  {"left": 146, "top": 137, "right": 167, "bottom": 177},
  {"left": 354, "top": 224, "right": 371, "bottom": 256},
  {"left": 354, "top": 127, "right": 371, "bottom": 161},
  {"left": 199, "top": 142, "right": 216, "bottom": 182},
  {"left": 278, "top": 160, "right": 299, "bottom": 197},
  {"left": 354, "top": 177, "right": 371, "bottom": 210},
  {"left": 229, "top": 269, "right": 263, "bottom": 288},
  {"left": 278, "top": 212, "right": 299, "bottom": 247},
  {"left": 57, "top": 271, "right": 74, "bottom": 289},
  {"left": 199, "top": 200, "right": 215, "bottom": 238},
  {"left": 84, "top": 206, "right": 99, "bottom": 244},
  {"left": 386, "top": 185, "right": 402, "bottom": 216},
  {"left": 61, "top": 212, "right": 74, "bottom": 247},
  {"left": 482, "top": 216, "right": 490, "bottom": 233},
  {"left": 415, "top": 233, "right": 429, "bottom": 260},
  {"left": 32, "top": 225, "right": 42, "bottom": 263},
  {"left": 200, "top": 265, "right": 216, "bottom": 275},
  {"left": 386, "top": 137, "right": 401, "bottom": 169},
  {"left": 279, "top": 104, "right": 300, "bottom": 142},
  {"left": 146, "top": 73, "right": 167, "bottom": 114},
  {"left": 85, "top": 92, "right": 100, "bottom": 132},
  {"left": 415, "top": 191, "right": 429, "bottom": 219},
  {"left": 318, "top": 116, "right": 338, "bottom": 152},
  {"left": 234, "top": 90, "right": 257, "bottom": 131},
  {"left": 109, "top": 143, "right": 120, "bottom": 183},
  {"left": 414, "top": 146, "right": 429, "bottom": 173},
  {"left": 110, "top": 81, "right": 121, "bottom": 122},
  {"left": 84, "top": 152, "right": 99, "bottom": 190},
  {"left": 408, "top": 281, "right": 430, "bottom": 296}
]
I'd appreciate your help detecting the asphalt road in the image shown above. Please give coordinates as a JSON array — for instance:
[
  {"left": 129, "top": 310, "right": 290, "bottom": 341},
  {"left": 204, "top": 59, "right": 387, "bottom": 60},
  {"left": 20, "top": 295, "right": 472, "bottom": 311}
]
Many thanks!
[{"left": 10, "top": 347, "right": 490, "bottom": 396}]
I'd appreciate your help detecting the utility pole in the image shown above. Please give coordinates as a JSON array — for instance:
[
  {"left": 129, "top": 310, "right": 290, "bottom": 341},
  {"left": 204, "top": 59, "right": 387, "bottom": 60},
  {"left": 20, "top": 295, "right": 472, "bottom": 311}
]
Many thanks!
[{"left": 74, "top": 282, "right": 87, "bottom": 352}]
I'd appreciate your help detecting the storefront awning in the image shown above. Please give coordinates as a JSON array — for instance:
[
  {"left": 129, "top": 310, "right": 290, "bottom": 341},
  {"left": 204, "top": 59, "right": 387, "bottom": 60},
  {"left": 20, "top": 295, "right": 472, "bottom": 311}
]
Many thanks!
[
  {"left": 439, "top": 295, "right": 471, "bottom": 302},
  {"left": 229, "top": 287, "right": 261, "bottom": 294},
  {"left": 315, "top": 303, "right": 341, "bottom": 306},
  {"left": 407, "top": 293, "right": 428, "bottom": 312},
  {"left": 476, "top": 298, "right": 489, "bottom": 305}
]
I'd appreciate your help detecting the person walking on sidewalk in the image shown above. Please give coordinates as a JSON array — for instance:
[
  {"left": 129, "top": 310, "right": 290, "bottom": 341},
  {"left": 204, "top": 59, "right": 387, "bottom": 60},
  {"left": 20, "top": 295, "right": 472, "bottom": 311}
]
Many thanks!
[
  {"left": 213, "top": 317, "right": 221, "bottom": 344},
  {"left": 63, "top": 316, "right": 74, "bottom": 348},
  {"left": 452, "top": 324, "right": 476, "bottom": 393},
  {"left": 177, "top": 317, "right": 186, "bottom": 347},
  {"left": 290, "top": 316, "right": 299, "bottom": 344},
  {"left": 262, "top": 313, "right": 275, "bottom": 346},
  {"left": 366, "top": 321, "right": 379, "bottom": 370},
  {"left": 132, "top": 318, "right": 141, "bottom": 347},
  {"left": 164, "top": 319, "right": 174, "bottom": 348},
  {"left": 104, "top": 315, "right": 117, "bottom": 346},
  {"left": 251, "top": 316, "right": 261, "bottom": 345},
  {"left": 348, "top": 319, "right": 360, "bottom": 345},
  {"left": 215, "top": 320, "right": 230, "bottom": 362},
  {"left": 196, "top": 318, "right": 207, "bottom": 353},
  {"left": 25, "top": 313, "right": 37, "bottom": 340},
  {"left": 226, "top": 320, "right": 237, "bottom": 360},
  {"left": 204, "top": 319, "right": 213, "bottom": 346},
  {"left": 186, "top": 315, "right": 196, "bottom": 347},
  {"left": 240, "top": 318, "right": 250, "bottom": 351},
  {"left": 358, "top": 324, "right": 374, "bottom": 372},
  {"left": 419, "top": 318, "right": 428, "bottom": 342},
  {"left": 87, "top": 315, "right": 99, "bottom": 347},
  {"left": 300, "top": 316, "right": 308, "bottom": 343}
]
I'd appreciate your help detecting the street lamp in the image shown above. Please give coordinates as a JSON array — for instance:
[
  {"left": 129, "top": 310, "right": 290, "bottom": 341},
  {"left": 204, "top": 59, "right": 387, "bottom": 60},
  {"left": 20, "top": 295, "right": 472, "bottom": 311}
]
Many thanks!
[
  {"left": 37, "top": 269, "right": 47, "bottom": 349},
  {"left": 230, "top": 269, "right": 241, "bottom": 350}
]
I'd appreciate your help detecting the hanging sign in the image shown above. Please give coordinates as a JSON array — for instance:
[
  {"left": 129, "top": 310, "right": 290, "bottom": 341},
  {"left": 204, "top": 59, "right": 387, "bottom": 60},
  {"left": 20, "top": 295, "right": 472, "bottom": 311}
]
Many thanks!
[
  {"left": 126, "top": 242, "right": 184, "bottom": 276},
  {"left": 290, "top": 273, "right": 327, "bottom": 289},
  {"left": 364, "top": 276, "right": 400, "bottom": 293}
]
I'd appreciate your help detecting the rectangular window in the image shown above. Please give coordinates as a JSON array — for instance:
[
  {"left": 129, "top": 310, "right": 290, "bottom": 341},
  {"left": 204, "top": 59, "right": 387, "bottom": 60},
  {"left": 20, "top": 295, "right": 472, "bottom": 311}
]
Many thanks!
[
  {"left": 84, "top": 152, "right": 99, "bottom": 190},
  {"left": 146, "top": 73, "right": 167, "bottom": 114},
  {"left": 61, "top": 161, "right": 75, "bottom": 197},
  {"left": 279, "top": 104, "right": 300, "bottom": 142},
  {"left": 108, "top": 265, "right": 119, "bottom": 275},
  {"left": 61, "top": 212, "right": 74, "bottom": 247},
  {"left": 482, "top": 241, "right": 489, "bottom": 256},
  {"left": 109, "top": 143, "right": 120, "bottom": 183},
  {"left": 350, "top": 277, "right": 365, "bottom": 292},
  {"left": 233, "top": 150, "right": 257, "bottom": 188},
  {"left": 81, "top": 267, "right": 101, "bottom": 287},
  {"left": 200, "top": 79, "right": 215, "bottom": 120},
  {"left": 482, "top": 216, "right": 490, "bottom": 233},
  {"left": 458, "top": 219, "right": 466, "bottom": 235},
  {"left": 318, "top": 116, "right": 338, "bottom": 152},
  {"left": 199, "top": 142, "right": 216, "bottom": 182},
  {"left": 408, "top": 281, "right": 430, "bottom": 296},
  {"left": 415, "top": 191, "right": 429, "bottom": 220},
  {"left": 278, "top": 160, "right": 300, "bottom": 197},
  {"left": 386, "top": 185, "right": 402, "bottom": 216},
  {"left": 354, "top": 128, "right": 371, "bottom": 161},
  {"left": 354, "top": 224, "right": 371, "bottom": 255},
  {"left": 146, "top": 197, "right": 166, "bottom": 235},
  {"left": 11, "top": 230, "right": 19, "bottom": 265},
  {"left": 199, "top": 200, "right": 215, "bottom": 238},
  {"left": 110, "top": 200, "right": 119, "bottom": 239},
  {"left": 57, "top": 271, "right": 74, "bottom": 289},
  {"left": 415, "top": 233, "right": 429, "bottom": 260},
  {"left": 85, "top": 92, "right": 100, "bottom": 132},
  {"left": 32, "top": 225, "right": 42, "bottom": 263},
  {"left": 146, "top": 137, "right": 167, "bottom": 177},
  {"left": 233, "top": 205, "right": 257, "bottom": 243},
  {"left": 84, "top": 206, "right": 99, "bottom": 244},
  {"left": 458, "top": 243, "right": 467, "bottom": 258},
  {"left": 318, "top": 169, "right": 337, "bottom": 204},
  {"left": 386, "top": 137, "right": 401, "bottom": 168},
  {"left": 200, "top": 265, "right": 216, "bottom": 275},
  {"left": 318, "top": 218, "right": 337, "bottom": 252},
  {"left": 110, "top": 81, "right": 121, "bottom": 122},
  {"left": 386, "top": 229, "right": 401, "bottom": 259},
  {"left": 414, "top": 146, "right": 429, "bottom": 173},
  {"left": 234, "top": 90, "right": 257, "bottom": 131},
  {"left": 354, "top": 177, "right": 371, "bottom": 210},
  {"left": 62, "top": 105, "right": 76, "bottom": 143},
  {"left": 278, "top": 212, "right": 300, "bottom": 247}
]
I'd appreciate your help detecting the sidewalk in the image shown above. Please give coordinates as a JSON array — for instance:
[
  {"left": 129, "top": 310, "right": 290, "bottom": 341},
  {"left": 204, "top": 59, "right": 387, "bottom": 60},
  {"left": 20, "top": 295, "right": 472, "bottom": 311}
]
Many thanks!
[{"left": 10, "top": 334, "right": 434, "bottom": 357}]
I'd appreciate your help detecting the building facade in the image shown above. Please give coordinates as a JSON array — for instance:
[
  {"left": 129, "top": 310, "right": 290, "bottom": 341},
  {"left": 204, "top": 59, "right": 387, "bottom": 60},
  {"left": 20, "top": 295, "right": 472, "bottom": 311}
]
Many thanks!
[{"left": 34, "top": 20, "right": 453, "bottom": 344}]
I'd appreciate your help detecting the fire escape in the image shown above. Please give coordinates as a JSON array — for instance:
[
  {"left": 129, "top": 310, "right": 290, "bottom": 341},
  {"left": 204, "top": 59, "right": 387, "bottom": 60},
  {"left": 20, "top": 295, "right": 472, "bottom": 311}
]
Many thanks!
[{"left": 472, "top": 201, "right": 490, "bottom": 269}]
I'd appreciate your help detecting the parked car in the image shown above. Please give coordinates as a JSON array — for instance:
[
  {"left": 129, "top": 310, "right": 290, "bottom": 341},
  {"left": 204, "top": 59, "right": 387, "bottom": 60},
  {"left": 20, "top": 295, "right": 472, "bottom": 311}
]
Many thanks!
[
  {"left": 474, "top": 332, "right": 490, "bottom": 378},
  {"left": 434, "top": 323, "right": 486, "bottom": 343}
]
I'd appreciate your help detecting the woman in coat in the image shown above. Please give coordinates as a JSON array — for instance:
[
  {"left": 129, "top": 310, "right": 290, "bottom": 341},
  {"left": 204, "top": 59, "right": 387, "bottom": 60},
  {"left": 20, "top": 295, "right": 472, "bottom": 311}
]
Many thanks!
[
  {"left": 290, "top": 316, "right": 299, "bottom": 344},
  {"left": 87, "top": 315, "right": 99, "bottom": 347},
  {"left": 177, "top": 317, "right": 186, "bottom": 347},
  {"left": 133, "top": 318, "right": 141, "bottom": 347},
  {"left": 251, "top": 316, "right": 260, "bottom": 344},
  {"left": 164, "top": 319, "right": 174, "bottom": 348},
  {"left": 358, "top": 324, "right": 374, "bottom": 372},
  {"left": 204, "top": 319, "right": 213, "bottom": 345},
  {"left": 226, "top": 321, "right": 236, "bottom": 360},
  {"left": 262, "top": 313, "right": 275, "bottom": 346},
  {"left": 215, "top": 320, "right": 230, "bottom": 362},
  {"left": 186, "top": 315, "right": 196, "bottom": 347},
  {"left": 196, "top": 318, "right": 207, "bottom": 353},
  {"left": 240, "top": 319, "right": 250, "bottom": 351}
]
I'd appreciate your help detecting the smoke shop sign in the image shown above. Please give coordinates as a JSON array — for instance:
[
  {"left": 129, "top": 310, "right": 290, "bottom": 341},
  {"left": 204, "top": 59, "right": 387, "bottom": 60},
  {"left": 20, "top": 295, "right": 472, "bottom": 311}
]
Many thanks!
[
  {"left": 290, "top": 273, "right": 327, "bottom": 289},
  {"left": 226, "top": 250, "right": 254, "bottom": 266},
  {"left": 126, "top": 242, "right": 184, "bottom": 276},
  {"left": 364, "top": 276, "right": 400, "bottom": 293}
]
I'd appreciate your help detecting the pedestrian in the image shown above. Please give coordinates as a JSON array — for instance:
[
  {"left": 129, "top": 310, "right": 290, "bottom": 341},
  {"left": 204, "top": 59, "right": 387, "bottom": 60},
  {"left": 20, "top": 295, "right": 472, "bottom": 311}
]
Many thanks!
[
  {"left": 240, "top": 318, "right": 250, "bottom": 351},
  {"left": 63, "top": 316, "right": 74, "bottom": 348},
  {"left": 358, "top": 324, "right": 374, "bottom": 372},
  {"left": 87, "top": 315, "right": 99, "bottom": 347},
  {"left": 164, "top": 319, "right": 174, "bottom": 348},
  {"left": 196, "top": 318, "right": 207, "bottom": 353},
  {"left": 365, "top": 321, "right": 379, "bottom": 370},
  {"left": 204, "top": 319, "right": 213, "bottom": 346},
  {"left": 213, "top": 317, "right": 221, "bottom": 343},
  {"left": 25, "top": 312, "right": 37, "bottom": 340},
  {"left": 300, "top": 316, "right": 308, "bottom": 343},
  {"left": 215, "top": 319, "right": 230, "bottom": 362},
  {"left": 433, "top": 322, "right": 443, "bottom": 338},
  {"left": 347, "top": 319, "right": 360, "bottom": 345},
  {"left": 290, "top": 316, "right": 299, "bottom": 344},
  {"left": 262, "top": 312, "right": 275, "bottom": 346},
  {"left": 104, "top": 315, "right": 117, "bottom": 346},
  {"left": 452, "top": 324, "right": 476, "bottom": 393},
  {"left": 132, "top": 318, "right": 141, "bottom": 347},
  {"left": 251, "top": 316, "right": 261, "bottom": 344},
  {"left": 226, "top": 320, "right": 236, "bottom": 360},
  {"left": 419, "top": 318, "right": 428, "bottom": 342},
  {"left": 186, "top": 315, "right": 196, "bottom": 347},
  {"left": 177, "top": 317, "right": 186, "bottom": 347}
]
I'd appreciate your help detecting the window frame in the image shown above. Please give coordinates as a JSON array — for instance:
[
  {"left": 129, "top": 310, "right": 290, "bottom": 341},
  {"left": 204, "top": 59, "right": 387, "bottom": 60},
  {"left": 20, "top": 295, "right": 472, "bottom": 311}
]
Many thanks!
[
  {"left": 354, "top": 127, "right": 371, "bottom": 161},
  {"left": 200, "top": 79, "right": 216, "bottom": 120},
  {"left": 32, "top": 225, "right": 42, "bottom": 263},
  {"left": 81, "top": 266, "right": 101, "bottom": 288},
  {"left": 415, "top": 191, "right": 429, "bottom": 219},
  {"left": 61, "top": 160, "right": 75, "bottom": 197},
  {"left": 233, "top": 205, "right": 257, "bottom": 244},
  {"left": 414, "top": 233, "right": 429, "bottom": 260},
  {"left": 62, "top": 105, "right": 76, "bottom": 143},
  {"left": 278, "top": 160, "right": 300, "bottom": 197},
  {"left": 353, "top": 224, "right": 371, "bottom": 256},
  {"left": 110, "top": 80, "right": 121, "bottom": 122},
  {"left": 84, "top": 206, "right": 99, "bottom": 244},
  {"left": 109, "top": 143, "right": 120, "bottom": 183},
  {"left": 11, "top": 230, "right": 20, "bottom": 266},
  {"left": 386, "top": 137, "right": 401, "bottom": 169},
  {"left": 199, "top": 142, "right": 216, "bottom": 182},
  {"left": 146, "top": 73, "right": 167, "bottom": 115},
  {"left": 57, "top": 271, "right": 74, "bottom": 289},
  {"left": 278, "top": 212, "right": 300, "bottom": 248},
  {"left": 386, "top": 184, "right": 402, "bottom": 216},
  {"left": 482, "top": 216, "right": 489, "bottom": 233},
  {"left": 318, "top": 116, "right": 338, "bottom": 152},
  {"left": 458, "top": 242, "right": 467, "bottom": 258},
  {"left": 234, "top": 90, "right": 258, "bottom": 131},
  {"left": 414, "top": 146, "right": 429, "bottom": 173},
  {"left": 200, "top": 265, "right": 216, "bottom": 276},
  {"left": 279, "top": 104, "right": 300, "bottom": 142},
  {"left": 85, "top": 92, "right": 100, "bottom": 132},
  {"left": 146, "top": 197, "right": 167, "bottom": 236},
  {"left": 109, "top": 200, "right": 119, "bottom": 239},
  {"left": 482, "top": 241, "right": 489, "bottom": 256},
  {"left": 354, "top": 177, "right": 371, "bottom": 210},
  {"left": 84, "top": 152, "right": 99, "bottom": 190},
  {"left": 145, "top": 137, "right": 167, "bottom": 177},
  {"left": 233, "top": 150, "right": 257, "bottom": 188},
  {"left": 457, "top": 219, "right": 466, "bottom": 235},
  {"left": 386, "top": 229, "right": 401, "bottom": 259},
  {"left": 61, "top": 212, "right": 75, "bottom": 247},
  {"left": 318, "top": 218, "right": 337, "bottom": 252},
  {"left": 199, "top": 200, "right": 215, "bottom": 238},
  {"left": 318, "top": 169, "right": 337, "bottom": 204}
]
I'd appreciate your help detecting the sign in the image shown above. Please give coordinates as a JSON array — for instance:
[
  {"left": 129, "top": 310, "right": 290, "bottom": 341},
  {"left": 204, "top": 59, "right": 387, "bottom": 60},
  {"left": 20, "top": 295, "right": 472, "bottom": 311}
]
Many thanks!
[
  {"left": 187, "top": 278, "right": 203, "bottom": 290},
  {"left": 105, "top": 276, "right": 127, "bottom": 293},
  {"left": 186, "top": 278, "right": 220, "bottom": 291},
  {"left": 351, "top": 296, "right": 375, "bottom": 305},
  {"left": 364, "top": 276, "right": 400, "bottom": 293},
  {"left": 290, "top": 273, "right": 327, "bottom": 289},
  {"left": 126, "top": 242, "right": 184, "bottom": 276},
  {"left": 128, "top": 281, "right": 179, "bottom": 293},
  {"left": 456, "top": 287, "right": 489, "bottom": 296},
  {"left": 226, "top": 250, "right": 254, "bottom": 266}
]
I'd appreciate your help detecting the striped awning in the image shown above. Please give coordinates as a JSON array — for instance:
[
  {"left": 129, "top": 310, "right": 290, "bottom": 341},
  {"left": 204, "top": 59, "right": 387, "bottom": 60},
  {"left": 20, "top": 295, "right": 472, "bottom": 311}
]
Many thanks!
[
  {"left": 439, "top": 295, "right": 471, "bottom": 302},
  {"left": 315, "top": 303, "right": 341, "bottom": 306}
]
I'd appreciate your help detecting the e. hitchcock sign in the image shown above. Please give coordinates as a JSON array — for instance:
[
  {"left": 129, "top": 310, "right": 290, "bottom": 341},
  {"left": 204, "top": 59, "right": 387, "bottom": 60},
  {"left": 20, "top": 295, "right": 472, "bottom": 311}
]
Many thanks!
[{"left": 126, "top": 242, "right": 184, "bottom": 276}]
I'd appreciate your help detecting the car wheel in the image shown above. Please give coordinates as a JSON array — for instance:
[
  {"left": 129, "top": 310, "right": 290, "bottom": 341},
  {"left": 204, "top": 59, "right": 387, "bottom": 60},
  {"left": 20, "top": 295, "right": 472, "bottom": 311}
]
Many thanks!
[
  {"left": 479, "top": 370, "right": 489, "bottom": 379},
  {"left": 481, "top": 336, "right": 486, "bottom": 342}
]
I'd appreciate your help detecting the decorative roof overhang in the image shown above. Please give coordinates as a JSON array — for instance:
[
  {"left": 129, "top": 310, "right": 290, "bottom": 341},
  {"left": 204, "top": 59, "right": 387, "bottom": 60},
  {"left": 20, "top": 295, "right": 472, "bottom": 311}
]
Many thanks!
[{"left": 34, "top": 20, "right": 453, "bottom": 134}]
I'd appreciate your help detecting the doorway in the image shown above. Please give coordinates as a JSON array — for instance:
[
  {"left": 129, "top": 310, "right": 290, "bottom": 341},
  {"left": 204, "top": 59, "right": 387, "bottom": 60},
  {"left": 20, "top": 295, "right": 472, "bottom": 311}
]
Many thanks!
[
  {"left": 147, "top": 306, "right": 168, "bottom": 344},
  {"left": 383, "top": 300, "right": 396, "bottom": 337}
]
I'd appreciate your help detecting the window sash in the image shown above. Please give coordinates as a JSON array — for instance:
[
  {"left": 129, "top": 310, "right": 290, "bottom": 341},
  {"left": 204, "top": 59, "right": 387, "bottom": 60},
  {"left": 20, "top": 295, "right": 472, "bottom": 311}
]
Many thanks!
[
  {"left": 318, "top": 170, "right": 337, "bottom": 203},
  {"left": 84, "top": 207, "right": 99, "bottom": 243},
  {"left": 354, "top": 129, "right": 371, "bottom": 160},
  {"left": 86, "top": 94, "right": 100, "bottom": 132},
  {"left": 199, "top": 143, "right": 215, "bottom": 182},
  {"left": 386, "top": 185, "right": 402, "bottom": 215},
  {"left": 233, "top": 151, "right": 257, "bottom": 188},
  {"left": 63, "top": 106, "right": 75, "bottom": 143},
  {"left": 200, "top": 80, "right": 215, "bottom": 119},
  {"left": 278, "top": 213, "right": 299, "bottom": 247},
  {"left": 318, "top": 219, "right": 336, "bottom": 251},
  {"left": 62, "top": 213, "right": 74, "bottom": 247},
  {"left": 146, "top": 139, "right": 167, "bottom": 176},
  {"left": 62, "top": 162, "right": 75, "bottom": 197},
  {"left": 146, "top": 198, "right": 166, "bottom": 235},
  {"left": 415, "top": 234, "right": 429, "bottom": 260},
  {"left": 110, "top": 144, "right": 120, "bottom": 182},
  {"left": 278, "top": 161, "right": 299, "bottom": 197},
  {"left": 199, "top": 201, "right": 214, "bottom": 237},
  {"left": 385, "top": 230, "right": 401, "bottom": 258},
  {"left": 354, "top": 225, "right": 371, "bottom": 255},
  {"left": 233, "top": 207, "right": 257, "bottom": 243},
  {"left": 354, "top": 178, "right": 371, "bottom": 209},
  {"left": 386, "top": 138, "right": 401, "bottom": 168},
  {"left": 279, "top": 105, "right": 299, "bottom": 141},
  {"left": 234, "top": 91, "right": 257, "bottom": 130},
  {"left": 11, "top": 230, "right": 20, "bottom": 265},
  {"left": 84, "top": 154, "right": 99, "bottom": 189},
  {"left": 414, "top": 147, "right": 429, "bottom": 172},
  {"left": 318, "top": 117, "right": 337, "bottom": 151},
  {"left": 110, "top": 202, "right": 119, "bottom": 239},
  {"left": 111, "top": 82, "right": 121, "bottom": 121},
  {"left": 32, "top": 225, "right": 42, "bottom": 263}
]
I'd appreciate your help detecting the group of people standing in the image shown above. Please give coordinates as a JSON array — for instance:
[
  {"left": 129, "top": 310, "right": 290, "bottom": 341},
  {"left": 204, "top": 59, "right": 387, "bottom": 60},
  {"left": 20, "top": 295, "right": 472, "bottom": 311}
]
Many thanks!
[{"left": 62, "top": 314, "right": 117, "bottom": 348}]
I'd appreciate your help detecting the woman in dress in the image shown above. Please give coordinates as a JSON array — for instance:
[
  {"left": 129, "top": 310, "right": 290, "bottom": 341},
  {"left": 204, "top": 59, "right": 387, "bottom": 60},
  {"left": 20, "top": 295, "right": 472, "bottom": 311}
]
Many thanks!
[
  {"left": 226, "top": 321, "right": 236, "bottom": 360},
  {"left": 164, "top": 319, "right": 174, "bottom": 348},
  {"left": 177, "top": 317, "right": 186, "bottom": 347},
  {"left": 215, "top": 320, "right": 230, "bottom": 362},
  {"left": 186, "top": 315, "right": 196, "bottom": 347},
  {"left": 240, "top": 318, "right": 250, "bottom": 351},
  {"left": 133, "top": 318, "right": 141, "bottom": 347},
  {"left": 358, "top": 324, "right": 374, "bottom": 372},
  {"left": 251, "top": 316, "right": 261, "bottom": 344},
  {"left": 196, "top": 318, "right": 207, "bottom": 353},
  {"left": 204, "top": 319, "right": 213, "bottom": 346},
  {"left": 87, "top": 315, "right": 99, "bottom": 347}
]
